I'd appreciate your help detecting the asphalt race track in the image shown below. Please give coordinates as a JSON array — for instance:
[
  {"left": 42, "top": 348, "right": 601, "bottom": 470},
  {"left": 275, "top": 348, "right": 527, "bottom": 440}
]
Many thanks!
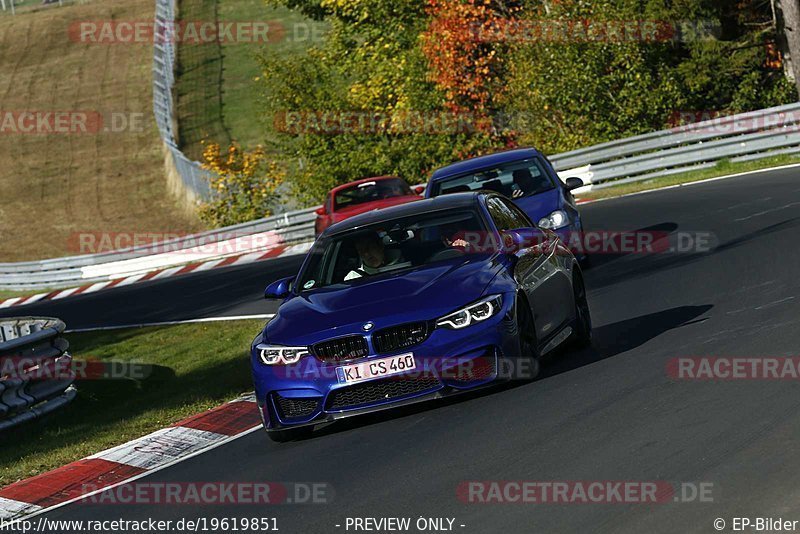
[{"left": 10, "top": 167, "right": 800, "bottom": 532}]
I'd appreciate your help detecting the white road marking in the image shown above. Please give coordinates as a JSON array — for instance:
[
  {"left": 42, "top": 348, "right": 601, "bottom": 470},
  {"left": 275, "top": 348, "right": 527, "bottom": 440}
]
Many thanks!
[
  {"left": 22, "top": 293, "right": 49, "bottom": 305},
  {"left": 734, "top": 201, "right": 800, "bottom": 222},
  {"left": 51, "top": 287, "right": 81, "bottom": 300},
  {"left": 89, "top": 427, "right": 230, "bottom": 470},
  {"left": 65, "top": 314, "right": 275, "bottom": 333},
  {"left": 755, "top": 296, "right": 796, "bottom": 310},
  {"left": 82, "top": 281, "right": 112, "bottom": 294},
  {"left": 12, "top": 425, "right": 262, "bottom": 525},
  {"left": 0, "top": 498, "right": 42, "bottom": 520},
  {"left": 0, "top": 298, "right": 21, "bottom": 309}
]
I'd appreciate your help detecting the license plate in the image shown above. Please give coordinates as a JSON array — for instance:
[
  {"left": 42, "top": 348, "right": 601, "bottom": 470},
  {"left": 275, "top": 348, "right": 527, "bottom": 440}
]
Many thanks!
[{"left": 336, "top": 353, "right": 416, "bottom": 384}]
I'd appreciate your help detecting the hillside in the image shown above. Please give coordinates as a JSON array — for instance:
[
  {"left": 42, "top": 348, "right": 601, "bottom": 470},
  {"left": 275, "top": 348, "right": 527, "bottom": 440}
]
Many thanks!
[{"left": 0, "top": 0, "right": 201, "bottom": 262}]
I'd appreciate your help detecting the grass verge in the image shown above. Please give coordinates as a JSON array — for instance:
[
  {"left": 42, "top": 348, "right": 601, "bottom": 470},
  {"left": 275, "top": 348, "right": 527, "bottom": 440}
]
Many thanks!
[
  {"left": 0, "top": 0, "right": 202, "bottom": 262},
  {"left": 578, "top": 154, "right": 800, "bottom": 202},
  {"left": 175, "top": 0, "right": 323, "bottom": 159},
  {"left": 0, "top": 319, "right": 264, "bottom": 486}
]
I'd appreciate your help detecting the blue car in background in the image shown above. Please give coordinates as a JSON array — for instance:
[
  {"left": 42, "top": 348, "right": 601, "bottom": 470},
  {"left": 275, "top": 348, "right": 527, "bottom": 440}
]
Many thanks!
[
  {"left": 252, "top": 192, "right": 592, "bottom": 442},
  {"left": 426, "top": 148, "right": 587, "bottom": 262}
]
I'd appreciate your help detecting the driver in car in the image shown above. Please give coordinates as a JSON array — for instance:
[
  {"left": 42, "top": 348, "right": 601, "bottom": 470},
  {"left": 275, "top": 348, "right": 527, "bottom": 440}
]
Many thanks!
[
  {"left": 440, "top": 223, "right": 471, "bottom": 250},
  {"left": 345, "top": 233, "right": 401, "bottom": 280}
]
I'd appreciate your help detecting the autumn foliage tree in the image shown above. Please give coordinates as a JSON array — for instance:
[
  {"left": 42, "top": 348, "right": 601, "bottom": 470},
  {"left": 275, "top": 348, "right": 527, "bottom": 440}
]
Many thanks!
[
  {"left": 258, "top": 0, "right": 795, "bottom": 206},
  {"left": 421, "top": 0, "right": 519, "bottom": 115},
  {"left": 198, "top": 143, "right": 284, "bottom": 227}
]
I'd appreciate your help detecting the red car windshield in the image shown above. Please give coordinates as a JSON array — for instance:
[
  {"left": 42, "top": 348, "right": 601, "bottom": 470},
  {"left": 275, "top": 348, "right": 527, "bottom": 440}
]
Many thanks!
[{"left": 334, "top": 178, "right": 412, "bottom": 211}]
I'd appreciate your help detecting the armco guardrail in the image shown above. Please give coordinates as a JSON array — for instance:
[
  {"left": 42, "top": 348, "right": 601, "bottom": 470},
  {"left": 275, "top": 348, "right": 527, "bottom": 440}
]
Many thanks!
[
  {"left": 550, "top": 102, "right": 800, "bottom": 190},
  {"left": 5, "top": 103, "right": 800, "bottom": 291},
  {"left": 0, "top": 317, "right": 76, "bottom": 431},
  {"left": 0, "top": 208, "right": 317, "bottom": 290}
]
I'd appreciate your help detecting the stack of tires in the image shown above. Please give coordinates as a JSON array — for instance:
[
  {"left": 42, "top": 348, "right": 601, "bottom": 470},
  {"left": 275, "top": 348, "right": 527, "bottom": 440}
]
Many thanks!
[{"left": 0, "top": 317, "right": 76, "bottom": 432}]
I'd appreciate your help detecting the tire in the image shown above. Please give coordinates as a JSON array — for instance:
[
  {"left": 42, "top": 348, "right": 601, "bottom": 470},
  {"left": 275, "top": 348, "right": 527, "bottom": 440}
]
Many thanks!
[
  {"left": 267, "top": 425, "right": 313, "bottom": 443},
  {"left": 517, "top": 297, "right": 540, "bottom": 381},
  {"left": 571, "top": 270, "right": 592, "bottom": 348}
]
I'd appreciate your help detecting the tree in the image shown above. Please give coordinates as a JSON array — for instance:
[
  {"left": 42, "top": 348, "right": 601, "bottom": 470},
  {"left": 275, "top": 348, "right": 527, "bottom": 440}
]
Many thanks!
[
  {"left": 259, "top": 0, "right": 507, "bottom": 205},
  {"left": 777, "top": 0, "right": 800, "bottom": 96},
  {"left": 259, "top": 0, "right": 796, "bottom": 204},
  {"left": 198, "top": 143, "right": 284, "bottom": 227}
]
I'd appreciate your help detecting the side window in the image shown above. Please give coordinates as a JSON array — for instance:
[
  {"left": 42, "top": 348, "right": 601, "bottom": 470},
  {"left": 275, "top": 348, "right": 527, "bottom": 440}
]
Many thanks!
[
  {"left": 500, "top": 198, "right": 533, "bottom": 228},
  {"left": 486, "top": 197, "right": 516, "bottom": 231}
]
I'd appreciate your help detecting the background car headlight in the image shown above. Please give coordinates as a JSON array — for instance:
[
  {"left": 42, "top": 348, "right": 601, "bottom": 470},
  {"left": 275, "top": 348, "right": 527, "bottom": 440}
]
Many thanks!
[
  {"left": 538, "top": 209, "right": 569, "bottom": 230},
  {"left": 436, "top": 295, "right": 503, "bottom": 329},
  {"left": 256, "top": 344, "right": 309, "bottom": 365}
]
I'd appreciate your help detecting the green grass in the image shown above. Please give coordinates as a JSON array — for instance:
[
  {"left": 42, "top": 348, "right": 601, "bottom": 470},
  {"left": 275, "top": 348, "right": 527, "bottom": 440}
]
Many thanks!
[
  {"left": 0, "top": 0, "right": 202, "bottom": 262},
  {"left": 578, "top": 154, "right": 800, "bottom": 202},
  {"left": 0, "top": 320, "right": 264, "bottom": 486},
  {"left": 175, "top": 0, "right": 324, "bottom": 159}
]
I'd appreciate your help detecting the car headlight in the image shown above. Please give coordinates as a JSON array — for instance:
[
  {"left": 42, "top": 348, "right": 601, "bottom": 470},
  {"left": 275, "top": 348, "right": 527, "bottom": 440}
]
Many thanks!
[
  {"left": 256, "top": 344, "right": 309, "bottom": 365},
  {"left": 538, "top": 210, "right": 569, "bottom": 230},
  {"left": 436, "top": 295, "right": 503, "bottom": 329}
]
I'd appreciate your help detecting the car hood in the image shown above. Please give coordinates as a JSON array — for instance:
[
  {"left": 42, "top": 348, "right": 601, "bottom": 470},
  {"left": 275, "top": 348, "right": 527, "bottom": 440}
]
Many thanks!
[
  {"left": 332, "top": 195, "right": 421, "bottom": 220},
  {"left": 510, "top": 187, "right": 562, "bottom": 222},
  {"left": 265, "top": 257, "right": 505, "bottom": 346}
]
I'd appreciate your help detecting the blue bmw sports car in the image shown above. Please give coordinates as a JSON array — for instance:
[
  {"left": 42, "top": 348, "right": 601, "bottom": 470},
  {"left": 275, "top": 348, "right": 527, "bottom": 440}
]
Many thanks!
[
  {"left": 425, "top": 148, "right": 587, "bottom": 262},
  {"left": 251, "top": 192, "right": 591, "bottom": 442}
]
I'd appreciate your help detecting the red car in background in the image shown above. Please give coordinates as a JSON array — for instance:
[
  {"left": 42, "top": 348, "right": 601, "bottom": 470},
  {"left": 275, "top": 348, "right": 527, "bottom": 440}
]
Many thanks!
[{"left": 314, "top": 176, "right": 424, "bottom": 236}]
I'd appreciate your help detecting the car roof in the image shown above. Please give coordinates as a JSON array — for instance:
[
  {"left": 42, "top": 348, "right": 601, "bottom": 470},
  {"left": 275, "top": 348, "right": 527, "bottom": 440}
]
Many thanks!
[
  {"left": 430, "top": 147, "right": 544, "bottom": 182},
  {"left": 330, "top": 175, "right": 403, "bottom": 195},
  {"left": 324, "top": 192, "right": 484, "bottom": 235}
]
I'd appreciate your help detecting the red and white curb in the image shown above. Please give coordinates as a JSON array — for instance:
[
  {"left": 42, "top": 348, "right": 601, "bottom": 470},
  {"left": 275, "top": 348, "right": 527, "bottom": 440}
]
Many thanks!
[
  {"left": 0, "top": 395, "right": 262, "bottom": 522},
  {"left": 0, "top": 242, "right": 313, "bottom": 310}
]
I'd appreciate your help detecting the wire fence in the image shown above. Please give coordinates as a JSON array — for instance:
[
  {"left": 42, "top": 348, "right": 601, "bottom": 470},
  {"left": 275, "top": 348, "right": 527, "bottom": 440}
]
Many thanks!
[
  {"left": 1, "top": 0, "right": 64, "bottom": 16},
  {"left": 153, "top": 0, "right": 213, "bottom": 201}
]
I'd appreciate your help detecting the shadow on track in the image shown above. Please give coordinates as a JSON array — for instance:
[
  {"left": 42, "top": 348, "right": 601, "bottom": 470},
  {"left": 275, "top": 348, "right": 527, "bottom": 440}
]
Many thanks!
[
  {"left": 289, "top": 305, "right": 712, "bottom": 442},
  {"left": 541, "top": 304, "right": 713, "bottom": 380},
  {"left": 584, "top": 222, "right": 679, "bottom": 271},
  {"left": 586, "top": 217, "right": 800, "bottom": 290}
]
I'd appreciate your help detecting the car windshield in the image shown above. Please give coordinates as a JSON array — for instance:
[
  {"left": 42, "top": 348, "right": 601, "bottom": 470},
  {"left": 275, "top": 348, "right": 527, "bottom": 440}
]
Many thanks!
[
  {"left": 433, "top": 158, "right": 555, "bottom": 199},
  {"left": 297, "top": 209, "right": 490, "bottom": 292},
  {"left": 334, "top": 178, "right": 412, "bottom": 210}
]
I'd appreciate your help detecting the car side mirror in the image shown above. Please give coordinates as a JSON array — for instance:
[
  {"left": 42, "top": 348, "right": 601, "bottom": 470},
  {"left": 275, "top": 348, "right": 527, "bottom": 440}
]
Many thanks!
[
  {"left": 501, "top": 228, "right": 546, "bottom": 254},
  {"left": 564, "top": 177, "right": 584, "bottom": 191},
  {"left": 413, "top": 185, "right": 425, "bottom": 195},
  {"left": 315, "top": 207, "right": 326, "bottom": 216},
  {"left": 265, "top": 277, "right": 294, "bottom": 299}
]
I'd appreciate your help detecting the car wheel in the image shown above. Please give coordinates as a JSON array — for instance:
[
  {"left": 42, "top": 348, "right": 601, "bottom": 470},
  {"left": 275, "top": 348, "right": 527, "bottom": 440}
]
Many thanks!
[
  {"left": 267, "top": 426, "right": 313, "bottom": 443},
  {"left": 517, "top": 297, "right": 540, "bottom": 381},
  {"left": 572, "top": 271, "right": 592, "bottom": 348}
]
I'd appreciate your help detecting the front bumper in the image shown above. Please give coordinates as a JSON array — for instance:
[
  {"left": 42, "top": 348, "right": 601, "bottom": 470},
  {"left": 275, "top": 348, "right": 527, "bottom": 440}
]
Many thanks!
[{"left": 251, "top": 298, "right": 523, "bottom": 432}]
